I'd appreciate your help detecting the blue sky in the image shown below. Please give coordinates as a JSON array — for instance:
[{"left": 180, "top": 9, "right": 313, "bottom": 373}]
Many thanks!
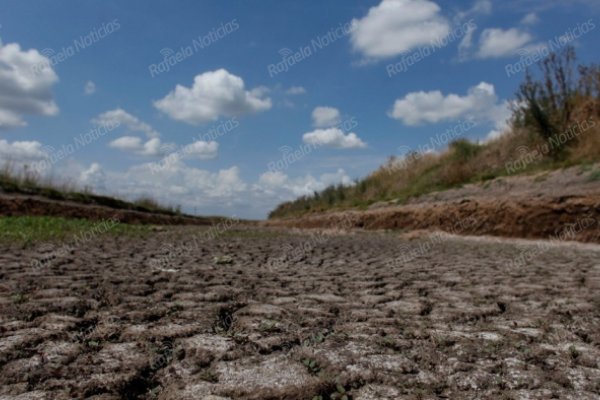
[{"left": 0, "top": 0, "right": 598, "bottom": 218}]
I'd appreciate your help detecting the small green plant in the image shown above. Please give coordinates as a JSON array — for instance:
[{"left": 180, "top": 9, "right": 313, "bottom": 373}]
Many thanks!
[
  {"left": 86, "top": 340, "right": 101, "bottom": 348},
  {"left": 330, "top": 383, "right": 350, "bottom": 400},
  {"left": 302, "top": 358, "right": 321, "bottom": 375},
  {"left": 569, "top": 345, "right": 581, "bottom": 360},
  {"left": 213, "top": 255, "right": 234, "bottom": 265},
  {"left": 258, "top": 319, "right": 279, "bottom": 332}
]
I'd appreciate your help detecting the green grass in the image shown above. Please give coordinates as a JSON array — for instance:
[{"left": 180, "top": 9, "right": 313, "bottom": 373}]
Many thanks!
[{"left": 0, "top": 216, "right": 152, "bottom": 245}]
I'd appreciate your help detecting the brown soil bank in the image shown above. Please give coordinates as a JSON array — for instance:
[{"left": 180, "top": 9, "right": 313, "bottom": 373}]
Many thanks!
[
  {"left": 268, "top": 165, "right": 600, "bottom": 243},
  {"left": 0, "top": 193, "right": 227, "bottom": 226}
]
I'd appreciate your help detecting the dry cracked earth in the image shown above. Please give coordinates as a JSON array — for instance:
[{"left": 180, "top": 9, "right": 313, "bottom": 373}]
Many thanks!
[{"left": 1, "top": 227, "right": 600, "bottom": 399}]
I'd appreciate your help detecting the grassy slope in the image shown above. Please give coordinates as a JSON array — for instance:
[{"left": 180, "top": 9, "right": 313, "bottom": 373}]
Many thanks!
[{"left": 270, "top": 52, "right": 600, "bottom": 219}]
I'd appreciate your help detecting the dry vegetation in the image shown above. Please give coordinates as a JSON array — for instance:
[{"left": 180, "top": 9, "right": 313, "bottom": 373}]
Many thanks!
[
  {"left": 270, "top": 47, "right": 600, "bottom": 219},
  {"left": 0, "top": 163, "right": 183, "bottom": 216}
]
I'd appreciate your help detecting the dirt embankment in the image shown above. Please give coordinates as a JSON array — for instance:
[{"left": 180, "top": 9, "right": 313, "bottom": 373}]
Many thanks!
[
  {"left": 268, "top": 165, "right": 600, "bottom": 243},
  {"left": 0, "top": 192, "right": 227, "bottom": 226}
]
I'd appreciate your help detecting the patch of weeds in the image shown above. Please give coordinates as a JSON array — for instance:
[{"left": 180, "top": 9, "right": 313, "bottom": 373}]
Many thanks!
[
  {"left": 258, "top": 319, "right": 278, "bottom": 333},
  {"left": 198, "top": 369, "right": 219, "bottom": 383},
  {"left": 578, "top": 163, "right": 594, "bottom": 174},
  {"left": 213, "top": 255, "right": 234, "bottom": 265},
  {"left": 302, "top": 358, "right": 322, "bottom": 375},
  {"left": 313, "top": 380, "right": 364, "bottom": 400},
  {"left": 147, "top": 386, "right": 162, "bottom": 399},
  {"left": 86, "top": 340, "right": 101, "bottom": 350},
  {"left": 302, "top": 329, "right": 330, "bottom": 347},
  {"left": 587, "top": 169, "right": 600, "bottom": 182},
  {"left": 12, "top": 293, "right": 29, "bottom": 304},
  {"left": 569, "top": 345, "right": 581, "bottom": 360}
]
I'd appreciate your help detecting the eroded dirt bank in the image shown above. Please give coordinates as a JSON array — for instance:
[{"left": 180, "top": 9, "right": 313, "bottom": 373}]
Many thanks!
[
  {"left": 267, "top": 195, "right": 600, "bottom": 243},
  {"left": 0, "top": 193, "right": 226, "bottom": 226},
  {"left": 1, "top": 228, "right": 599, "bottom": 399},
  {"left": 268, "top": 167, "right": 600, "bottom": 243}
]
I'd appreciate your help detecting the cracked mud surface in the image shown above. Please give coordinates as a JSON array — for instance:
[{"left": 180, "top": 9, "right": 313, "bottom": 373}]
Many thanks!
[{"left": 1, "top": 227, "right": 600, "bottom": 399}]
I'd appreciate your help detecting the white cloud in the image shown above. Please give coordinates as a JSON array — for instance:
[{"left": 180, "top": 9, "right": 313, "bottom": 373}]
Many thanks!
[
  {"left": 84, "top": 81, "right": 96, "bottom": 95},
  {"left": 110, "top": 135, "right": 219, "bottom": 160},
  {"left": 455, "top": 0, "right": 492, "bottom": 21},
  {"left": 350, "top": 0, "right": 450, "bottom": 60},
  {"left": 258, "top": 168, "right": 352, "bottom": 197},
  {"left": 114, "top": 161, "right": 247, "bottom": 206},
  {"left": 154, "top": 69, "right": 272, "bottom": 125},
  {"left": 0, "top": 139, "right": 47, "bottom": 160},
  {"left": 180, "top": 140, "right": 219, "bottom": 160},
  {"left": 303, "top": 127, "right": 367, "bottom": 149},
  {"left": 476, "top": 28, "right": 533, "bottom": 58},
  {"left": 458, "top": 24, "right": 477, "bottom": 60},
  {"left": 109, "top": 136, "right": 171, "bottom": 157},
  {"left": 286, "top": 86, "right": 306, "bottom": 95},
  {"left": 312, "top": 106, "right": 341, "bottom": 128},
  {"left": 471, "top": 0, "right": 492, "bottom": 15},
  {"left": 140, "top": 138, "right": 164, "bottom": 157},
  {"left": 80, "top": 162, "right": 106, "bottom": 190},
  {"left": 521, "top": 13, "right": 540, "bottom": 25},
  {"left": 259, "top": 170, "right": 288, "bottom": 187},
  {"left": 93, "top": 108, "right": 160, "bottom": 138},
  {"left": 389, "top": 82, "right": 511, "bottom": 137},
  {"left": 0, "top": 42, "right": 59, "bottom": 129},
  {"left": 109, "top": 136, "right": 142, "bottom": 151}
]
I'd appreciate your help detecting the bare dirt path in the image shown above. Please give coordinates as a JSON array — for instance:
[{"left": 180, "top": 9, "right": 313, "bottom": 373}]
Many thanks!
[{"left": 1, "top": 228, "right": 599, "bottom": 399}]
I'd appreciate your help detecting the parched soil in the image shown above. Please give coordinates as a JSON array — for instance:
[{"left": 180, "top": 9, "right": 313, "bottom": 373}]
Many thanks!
[
  {"left": 268, "top": 165, "right": 600, "bottom": 243},
  {"left": 1, "top": 227, "right": 600, "bottom": 399}
]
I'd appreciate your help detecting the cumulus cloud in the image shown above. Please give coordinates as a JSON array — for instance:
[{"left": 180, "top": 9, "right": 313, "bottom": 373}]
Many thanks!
[
  {"left": 302, "top": 127, "right": 367, "bottom": 149},
  {"left": 180, "top": 140, "right": 219, "bottom": 160},
  {"left": 286, "top": 86, "right": 306, "bottom": 95},
  {"left": 0, "top": 139, "right": 47, "bottom": 160},
  {"left": 109, "top": 136, "right": 142, "bottom": 151},
  {"left": 0, "top": 42, "right": 59, "bottom": 129},
  {"left": 93, "top": 108, "right": 160, "bottom": 138},
  {"left": 154, "top": 69, "right": 272, "bottom": 125},
  {"left": 389, "top": 82, "right": 512, "bottom": 139},
  {"left": 109, "top": 136, "right": 173, "bottom": 157},
  {"left": 350, "top": 0, "right": 450, "bottom": 60},
  {"left": 115, "top": 161, "right": 247, "bottom": 206},
  {"left": 476, "top": 28, "right": 533, "bottom": 58},
  {"left": 258, "top": 168, "right": 352, "bottom": 198},
  {"left": 80, "top": 162, "right": 106, "bottom": 190},
  {"left": 84, "top": 81, "right": 96, "bottom": 95},
  {"left": 312, "top": 106, "right": 341, "bottom": 128}
]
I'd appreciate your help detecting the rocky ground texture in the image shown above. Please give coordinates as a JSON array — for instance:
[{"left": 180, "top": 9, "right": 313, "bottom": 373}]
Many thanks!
[{"left": 1, "top": 227, "right": 600, "bottom": 399}]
